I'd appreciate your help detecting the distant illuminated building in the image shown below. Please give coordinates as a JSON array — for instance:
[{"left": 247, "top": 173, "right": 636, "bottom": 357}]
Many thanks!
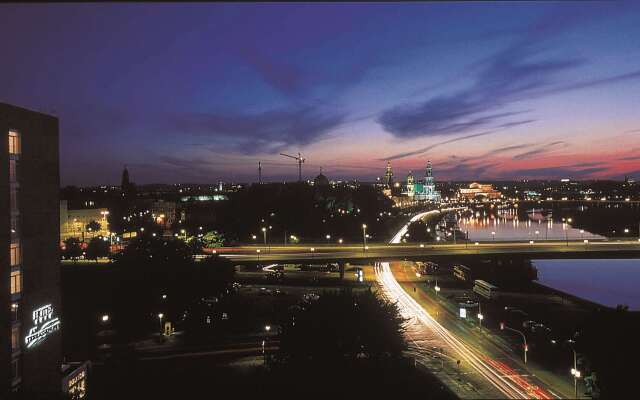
[
  {"left": 406, "top": 160, "right": 441, "bottom": 202},
  {"left": 458, "top": 182, "right": 502, "bottom": 201}
]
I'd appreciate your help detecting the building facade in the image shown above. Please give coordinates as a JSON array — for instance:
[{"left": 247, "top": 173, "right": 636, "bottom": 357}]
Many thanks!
[
  {"left": 458, "top": 182, "right": 502, "bottom": 201},
  {"left": 1, "top": 103, "right": 61, "bottom": 396},
  {"left": 405, "top": 160, "right": 441, "bottom": 202},
  {"left": 60, "top": 200, "right": 110, "bottom": 241}
]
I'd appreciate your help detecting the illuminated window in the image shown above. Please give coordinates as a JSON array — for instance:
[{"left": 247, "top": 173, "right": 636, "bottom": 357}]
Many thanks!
[
  {"left": 8, "top": 130, "right": 20, "bottom": 155},
  {"left": 10, "top": 270, "right": 22, "bottom": 294},
  {"left": 11, "top": 326, "right": 20, "bottom": 351},
  {"left": 11, "top": 303, "right": 19, "bottom": 322},
  {"left": 10, "top": 243, "right": 21, "bottom": 266},
  {"left": 9, "top": 159, "right": 18, "bottom": 182}
]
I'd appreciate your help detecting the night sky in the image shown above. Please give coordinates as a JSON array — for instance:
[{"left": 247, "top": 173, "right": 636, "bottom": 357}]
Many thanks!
[{"left": 1, "top": 2, "right": 639, "bottom": 186}]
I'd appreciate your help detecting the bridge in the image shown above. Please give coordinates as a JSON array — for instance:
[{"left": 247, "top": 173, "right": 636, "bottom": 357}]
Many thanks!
[{"left": 214, "top": 239, "right": 640, "bottom": 264}]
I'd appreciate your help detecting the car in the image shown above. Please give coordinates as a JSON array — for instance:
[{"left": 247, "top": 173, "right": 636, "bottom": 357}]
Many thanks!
[
  {"left": 531, "top": 323, "right": 551, "bottom": 333},
  {"left": 259, "top": 287, "right": 273, "bottom": 296},
  {"left": 303, "top": 293, "right": 320, "bottom": 302}
]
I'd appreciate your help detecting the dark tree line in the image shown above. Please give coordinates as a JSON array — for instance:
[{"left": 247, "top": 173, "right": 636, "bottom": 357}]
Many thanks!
[{"left": 277, "top": 290, "right": 407, "bottom": 364}]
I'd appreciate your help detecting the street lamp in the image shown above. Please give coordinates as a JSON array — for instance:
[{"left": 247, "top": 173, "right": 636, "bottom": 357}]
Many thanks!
[
  {"left": 256, "top": 249, "right": 261, "bottom": 262},
  {"left": 158, "top": 313, "right": 164, "bottom": 336},
  {"left": 434, "top": 280, "right": 440, "bottom": 296},
  {"left": 491, "top": 231, "right": 496, "bottom": 241},
  {"left": 101, "top": 314, "right": 109, "bottom": 323},
  {"left": 261, "top": 227, "right": 267, "bottom": 250},
  {"left": 362, "top": 224, "right": 367, "bottom": 252},
  {"left": 500, "top": 322, "right": 528, "bottom": 363},
  {"left": 338, "top": 238, "right": 343, "bottom": 244},
  {"left": 326, "top": 234, "right": 331, "bottom": 244}
]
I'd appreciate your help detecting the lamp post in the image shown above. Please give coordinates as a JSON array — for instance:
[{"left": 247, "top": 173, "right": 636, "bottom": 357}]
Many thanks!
[
  {"left": 158, "top": 313, "right": 164, "bottom": 337},
  {"left": 326, "top": 234, "right": 331, "bottom": 244},
  {"left": 491, "top": 231, "right": 496, "bottom": 241},
  {"left": 362, "top": 224, "right": 367, "bottom": 253},
  {"left": 263, "top": 324, "right": 271, "bottom": 365},
  {"left": 434, "top": 280, "right": 440, "bottom": 296},
  {"left": 569, "top": 346, "right": 581, "bottom": 399},
  {"left": 500, "top": 322, "right": 527, "bottom": 363},
  {"left": 262, "top": 227, "right": 267, "bottom": 250},
  {"left": 256, "top": 249, "right": 261, "bottom": 263}
]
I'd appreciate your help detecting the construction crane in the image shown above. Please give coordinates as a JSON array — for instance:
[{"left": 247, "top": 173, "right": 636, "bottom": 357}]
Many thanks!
[{"left": 280, "top": 152, "right": 305, "bottom": 182}]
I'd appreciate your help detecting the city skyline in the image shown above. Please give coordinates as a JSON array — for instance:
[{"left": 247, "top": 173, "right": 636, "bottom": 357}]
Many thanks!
[{"left": 1, "top": 2, "right": 640, "bottom": 186}]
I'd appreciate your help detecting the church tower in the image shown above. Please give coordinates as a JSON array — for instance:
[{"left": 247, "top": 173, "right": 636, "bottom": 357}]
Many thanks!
[
  {"left": 383, "top": 161, "right": 394, "bottom": 187},
  {"left": 406, "top": 171, "right": 415, "bottom": 197}
]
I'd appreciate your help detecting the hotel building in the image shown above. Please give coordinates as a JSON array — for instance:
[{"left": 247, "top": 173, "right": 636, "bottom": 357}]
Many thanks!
[{"left": 1, "top": 103, "right": 61, "bottom": 396}]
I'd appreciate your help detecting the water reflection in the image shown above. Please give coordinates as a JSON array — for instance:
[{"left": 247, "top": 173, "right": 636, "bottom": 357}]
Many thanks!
[{"left": 457, "top": 207, "right": 604, "bottom": 241}]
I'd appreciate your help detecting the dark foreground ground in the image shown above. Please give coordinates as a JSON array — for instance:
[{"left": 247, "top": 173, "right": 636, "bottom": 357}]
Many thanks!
[{"left": 89, "top": 355, "right": 456, "bottom": 399}]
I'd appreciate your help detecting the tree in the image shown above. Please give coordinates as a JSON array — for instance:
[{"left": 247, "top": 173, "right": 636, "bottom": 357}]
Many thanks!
[
  {"left": 86, "top": 220, "right": 101, "bottom": 233},
  {"left": 85, "top": 237, "right": 110, "bottom": 261},
  {"left": 278, "top": 290, "right": 406, "bottom": 363},
  {"left": 194, "top": 255, "right": 236, "bottom": 298},
  {"left": 62, "top": 237, "right": 83, "bottom": 261},
  {"left": 188, "top": 231, "right": 225, "bottom": 254}
]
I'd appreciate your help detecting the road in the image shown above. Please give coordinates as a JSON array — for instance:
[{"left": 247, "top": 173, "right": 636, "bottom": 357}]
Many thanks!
[
  {"left": 376, "top": 262, "right": 561, "bottom": 399},
  {"left": 370, "top": 210, "right": 573, "bottom": 398}
]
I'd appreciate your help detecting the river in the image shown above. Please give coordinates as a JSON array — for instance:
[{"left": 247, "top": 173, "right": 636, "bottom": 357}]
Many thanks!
[{"left": 533, "top": 259, "right": 640, "bottom": 310}]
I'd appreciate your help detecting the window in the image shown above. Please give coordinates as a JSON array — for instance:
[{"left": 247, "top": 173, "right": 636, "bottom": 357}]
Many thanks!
[
  {"left": 10, "top": 270, "right": 22, "bottom": 294},
  {"left": 11, "top": 358, "right": 20, "bottom": 382},
  {"left": 10, "top": 215, "right": 19, "bottom": 234},
  {"left": 10, "top": 187, "right": 18, "bottom": 212},
  {"left": 11, "top": 326, "right": 20, "bottom": 351},
  {"left": 8, "top": 130, "right": 21, "bottom": 155},
  {"left": 11, "top": 303, "right": 19, "bottom": 323},
  {"left": 10, "top": 243, "right": 21, "bottom": 266},
  {"left": 9, "top": 159, "right": 18, "bottom": 182}
]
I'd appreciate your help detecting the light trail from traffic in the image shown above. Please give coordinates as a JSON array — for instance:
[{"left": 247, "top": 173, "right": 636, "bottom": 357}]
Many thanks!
[{"left": 375, "top": 209, "right": 559, "bottom": 399}]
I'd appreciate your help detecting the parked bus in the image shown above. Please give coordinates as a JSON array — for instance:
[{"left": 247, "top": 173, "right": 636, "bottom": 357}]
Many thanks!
[
  {"left": 473, "top": 279, "right": 499, "bottom": 299},
  {"left": 453, "top": 264, "right": 471, "bottom": 281}
]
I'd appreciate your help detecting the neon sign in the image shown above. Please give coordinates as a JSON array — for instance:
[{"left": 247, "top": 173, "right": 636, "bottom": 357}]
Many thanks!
[{"left": 24, "top": 304, "right": 61, "bottom": 348}]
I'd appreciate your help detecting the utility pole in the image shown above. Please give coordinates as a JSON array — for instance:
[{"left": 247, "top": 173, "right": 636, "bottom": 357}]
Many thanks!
[{"left": 258, "top": 161, "right": 262, "bottom": 184}]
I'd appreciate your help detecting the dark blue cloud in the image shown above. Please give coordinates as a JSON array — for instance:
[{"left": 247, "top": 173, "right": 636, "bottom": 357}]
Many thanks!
[{"left": 167, "top": 105, "right": 346, "bottom": 154}]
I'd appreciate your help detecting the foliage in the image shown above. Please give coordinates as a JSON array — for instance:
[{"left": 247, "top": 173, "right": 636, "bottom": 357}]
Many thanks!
[
  {"left": 278, "top": 290, "right": 406, "bottom": 363},
  {"left": 86, "top": 220, "right": 101, "bottom": 232},
  {"left": 405, "top": 219, "right": 436, "bottom": 242},
  {"left": 577, "top": 308, "right": 640, "bottom": 399},
  {"left": 187, "top": 230, "right": 225, "bottom": 253},
  {"left": 85, "top": 236, "right": 110, "bottom": 260},
  {"left": 62, "top": 237, "right": 83, "bottom": 260}
]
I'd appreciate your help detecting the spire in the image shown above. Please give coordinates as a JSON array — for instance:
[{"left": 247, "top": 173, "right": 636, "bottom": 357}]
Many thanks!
[
  {"left": 384, "top": 161, "right": 394, "bottom": 187},
  {"left": 121, "top": 165, "right": 130, "bottom": 188}
]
